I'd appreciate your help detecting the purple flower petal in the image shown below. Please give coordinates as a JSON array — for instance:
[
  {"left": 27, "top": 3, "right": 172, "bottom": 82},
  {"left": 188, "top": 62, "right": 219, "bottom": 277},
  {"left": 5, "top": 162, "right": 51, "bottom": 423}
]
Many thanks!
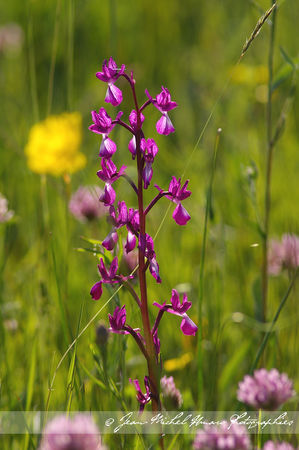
[
  {"left": 109, "top": 305, "right": 126, "bottom": 331},
  {"left": 99, "top": 183, "right": 116, "bottom": 206},
  {"left": 171, "top": 289, "right": 192, "bottom": 314},
  {"left": 98, "top": 258, "right": 110, "bottom": 281},
  {"left": 142, "top": 163, "right": 153, "bottom": 189},
  {"left": 89, "top": 108, "right": 114, "bottom": 135},
  {"left": 90, "top": 281, "right": 103, "bottom": 300},
  {"left": 125, "top": 231, "right": 137, "bottom": 253},
  {"left": 156, "top": 113, "right": 175, "bottom": 135},
  {"left": 99, "top": 136, "right": 117, "bottom": 158},
  {"left": 149, "top": 257, "right": 161, "bottom": 283},
  {"left": 129, "top": 110, "right": 145, "bottom": 132},
  {"left": 173, "top": 203, "right": 190, "bottom": 225},
  {"left": 156, "top": 86, "right": 178, "bottom": 112},
  {"left": 128, "top": 136, "right": 136, "bottom": 159},
  {"left": 105, "top": 83, "right": 123, "bottom": 106},
  {"left": 109, "top": 257, "right": 119, "bottom": 278},
  {"left": 97, "top": 158, "right": 126, "bottom": 184},
  {"left": 102, "top": 229, "right": 118, "bottom": 251},
  {"left": 180, "top": 315, "right": 198, "bottom": 336}
]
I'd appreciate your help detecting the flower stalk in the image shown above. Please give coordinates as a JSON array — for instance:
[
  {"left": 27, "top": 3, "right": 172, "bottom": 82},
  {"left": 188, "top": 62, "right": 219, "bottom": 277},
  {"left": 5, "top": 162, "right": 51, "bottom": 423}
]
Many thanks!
[
  {"left": 88, "top": 58, "right": 197, "bottom": 418},
  {"left": 261, "top": 0, "right": 277, "bottom": 322}
]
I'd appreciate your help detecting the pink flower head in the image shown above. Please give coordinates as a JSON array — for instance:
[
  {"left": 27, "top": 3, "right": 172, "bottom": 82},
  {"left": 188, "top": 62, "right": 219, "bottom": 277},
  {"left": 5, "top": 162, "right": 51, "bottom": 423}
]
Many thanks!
[
  {"left": 39, "top": 413, "right": 103, "bottom": 450},
  {"left": 108, "top": 305, "right": 126, "bottom": 333},
  {"left": 97, "top": 158, "right": 126, "bottom": 184},
  {"left": 129, "top": 376, "right": 152, "bottom": 413},
  {"left": 96, "top": 57, "right": 125, "bottom": 106},
  {"left": 155, "top": 176, "right": 191, "bottom": 226},
  {"left": 193, "top": 422, "right": 250, "bottom": 450},
  {"left": 141, "top": 138, "right": 159, "bottom": 189},
  {"left": 161, "top": 375, "right": 183, "bottom": 409},
  {"left": 146, "top": 86, "right": 177, "bottom": 135},
  {"left": 68, "top": 186, "right": 107, "bottom": 222},
  {"left": 263, "top": 441, "right": 296, "bottom": 450},
  {"left": 153, "top": 290, "right": 197, "bottom": 336},
  {"left": 281, "top": 233, "right": 299, "bottom": 269},
  {"left": 268, "top": 234, "right": 299, "bottom": 275},
  {"left": 268, "top": 239, "right": 285, "bottom": 275},
  {"left": 129, "top": 109, "right": 145, "bottom": 132},
  {"left": 0, "top": 193, "right": 14, "bottom": 223},
  {"left": 237, "top": 368, "right": 295, "bottom": 410}
]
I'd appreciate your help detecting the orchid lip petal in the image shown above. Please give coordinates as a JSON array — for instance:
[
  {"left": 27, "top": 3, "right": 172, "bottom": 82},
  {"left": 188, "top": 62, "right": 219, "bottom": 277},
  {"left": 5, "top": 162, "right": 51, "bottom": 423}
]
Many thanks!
[
  {"left": 173, "top": 203, "right": 191, "bottom": 225},
  {"left": 105, "top": 84, "right": 123, "bottom": 106}
]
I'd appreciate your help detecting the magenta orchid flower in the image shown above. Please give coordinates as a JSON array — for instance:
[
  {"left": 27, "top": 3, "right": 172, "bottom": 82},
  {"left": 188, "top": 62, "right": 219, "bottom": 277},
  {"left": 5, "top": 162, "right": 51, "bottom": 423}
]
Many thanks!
[
  {"left": 130, "top": 376, "right": 152, "bottom": 413},
  {"left": 89, "top": 108, "right": 123, "bottom": 158},
  {"left": 96, "top": 57, "right": 125, "bottom": 106},
  {"left": 109, "top": 202, "right": 139, "bottom": 236},
  {"left": 105, "top": 202, "right": 139, "bottom": 254},
  {"left": 108, "top": 305, "right": 140, "bottom": 337},
  {"left": 153, "top": 289, "right": 198, "bottom": 336},
  {"left": 155, "top": 176, "right": 191, "bottom": 225},
  {"left": 90, "top": 257, "right": 133, "bottom": 300},
  {"left": 97, "top": 158, "right": 126, "bottom": 184},
  {"left": 97, "top": 159, "right": 126, "bottom": 207},
  {"left": 108, "top": 305, "right": 126, "bottom": 333},
  {"left": 146, "top": 86, "right": 177, "bottom": 135},
  {"left": 140, "top": 138, "right": 159, "bottom": 189}
]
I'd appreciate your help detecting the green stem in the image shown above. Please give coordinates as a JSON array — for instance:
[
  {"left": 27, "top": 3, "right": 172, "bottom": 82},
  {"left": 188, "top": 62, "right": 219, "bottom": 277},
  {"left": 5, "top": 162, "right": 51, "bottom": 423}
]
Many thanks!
[
  {"left": 47, "top": 0, "right": 61, "bottom": 116},
  {"left": 197, "top": 128, "right": 221, "bottom": 408},
  {"left": 257, "top": 409, "right": 262, "bottom": 449},
  {"left": 27, "top": 0, "right": 39, "bottom": 122},
  {"left": 251, "top": 269, "right": 297, "bottom": 373},
  {"left": 261, "top": 0, "right": 277, "bottom": 323},
  {"left": 67, "top": 0, "right": 74, "bottom": 111}
]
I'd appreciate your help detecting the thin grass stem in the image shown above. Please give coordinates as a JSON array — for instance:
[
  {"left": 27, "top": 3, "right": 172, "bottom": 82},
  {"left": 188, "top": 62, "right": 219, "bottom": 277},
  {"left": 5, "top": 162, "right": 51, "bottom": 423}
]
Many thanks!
[
  {"left": 197, "top": 128, "right": 221, "bottom": 409},
  {"left": 261, "top": 0, "right": 277, "bottom": 323}
]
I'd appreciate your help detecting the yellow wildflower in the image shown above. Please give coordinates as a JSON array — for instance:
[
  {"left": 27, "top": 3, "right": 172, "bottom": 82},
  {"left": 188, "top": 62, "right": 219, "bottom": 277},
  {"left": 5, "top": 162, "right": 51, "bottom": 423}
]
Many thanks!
[
  {"left": 231, "top": 64, "right": 268, "bottom": 86},
  {"left": 25, "top": 112, "right": 86, "bottom": 176},
  {"left": 164, "top": 352, "right": 193, "bottom": 372}
]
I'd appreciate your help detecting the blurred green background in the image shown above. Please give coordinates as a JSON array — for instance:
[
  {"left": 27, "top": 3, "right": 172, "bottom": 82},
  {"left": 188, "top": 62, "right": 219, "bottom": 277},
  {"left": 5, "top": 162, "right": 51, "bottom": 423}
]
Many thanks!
[{"left": 0, "top": 0, "right": 299, "bottom": 448}]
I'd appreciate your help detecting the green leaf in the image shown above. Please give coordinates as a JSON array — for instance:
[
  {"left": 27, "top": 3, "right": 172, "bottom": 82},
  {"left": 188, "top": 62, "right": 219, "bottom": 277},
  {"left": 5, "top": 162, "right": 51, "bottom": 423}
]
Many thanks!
[
  {"left": 218, "top": 341, "right": 251, "bottom": 392},
  {"left": 280, "top": 46, "right": 296, "bottom": 69}
]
